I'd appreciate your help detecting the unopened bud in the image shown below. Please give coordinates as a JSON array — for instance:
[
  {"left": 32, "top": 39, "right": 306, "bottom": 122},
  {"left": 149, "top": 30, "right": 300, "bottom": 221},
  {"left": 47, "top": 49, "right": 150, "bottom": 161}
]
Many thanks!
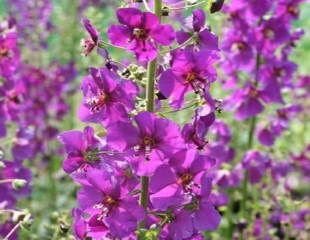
[
  {"left": 12, "top": 179, "right": 27, "bottom": 190},
  {"left": 210, "top": 0, "right": 225, "bottom": 14},
  {"left": 162, "top": 6, "right": 169, "bottom": 16}
]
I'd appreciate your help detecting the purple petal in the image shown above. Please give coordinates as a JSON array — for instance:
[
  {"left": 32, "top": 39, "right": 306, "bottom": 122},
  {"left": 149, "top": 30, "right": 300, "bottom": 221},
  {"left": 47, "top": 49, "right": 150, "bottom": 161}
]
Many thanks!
[
  {"left": 150, "top": 164, "right": 177, "bottom": 193},
  {"left": 107, "top": 122, "right": 139, "bottom": 151},
  {"left": 78, "top": 186, "right": 102, "bottom": 210},
  {"left": 198, "top": 29, "right": 219, "bottom": 51},
  {"left": 86, "top": 169, "right": 119, "bottom": 197},
  {"left": 258, "top": 128, "right": 275, "bottom": 146},
  {"left": 150, "top": 183, "right": 184, "bottom": 210},
  {"left": 117, "top": 8, "right": 143, "bottom": 28},
  {"left": 143, "top": 12, "right": 159, "bottom": 30},
  {"left": 134, "top": 111, "right": 155, "bottom": 136},
  {"left": 168, "top": 210, "right": 194, "bottom": 239},
  {"left": 63, "top": 154, "right": 85, "bottom": 173},
  {"left": 176, "top": 31, "right": 191, "bottom": 45},
  {"left": 82, "top": 18, "right": 99, "bottom": 43},
  {"left": 159, "top": 69, "right": 188, "bottom": 109},
  {"left": 235, "top": 97, "right": 264, "bottom": 120},
  {"left": 58, "top": 130, "right": 85, "bottom": 152},
  {"left": 150, "top": 24, "right": 175, "bottom": 46},
  {"left": 193, "top": 201, "right": 221, "bottom": 231},
  {"left": 107, "top": 25, "right": 131, "bottom": 48},
  {"left": 192, "top": 9, "right": 205, "bottom": 31}
]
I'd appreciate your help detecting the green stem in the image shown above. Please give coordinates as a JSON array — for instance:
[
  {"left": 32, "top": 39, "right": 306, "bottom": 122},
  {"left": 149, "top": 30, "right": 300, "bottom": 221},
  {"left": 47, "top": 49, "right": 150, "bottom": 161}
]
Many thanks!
[
  {"left": 139, "top": 0, "right": 162, "bottom": 229},
  {"left": 240, "top": 53, "right": 260, "bottom": 219}
]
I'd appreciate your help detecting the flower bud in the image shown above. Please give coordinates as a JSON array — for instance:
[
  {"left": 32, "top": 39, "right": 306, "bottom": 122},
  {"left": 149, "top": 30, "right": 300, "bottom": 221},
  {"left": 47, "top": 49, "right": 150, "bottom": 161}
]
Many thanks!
[
  {"left": 12, "top": 179, "right": 27, "bottom": 190},
  {"left": 210, "top": 0, "right": 225, "bottom": 14}
]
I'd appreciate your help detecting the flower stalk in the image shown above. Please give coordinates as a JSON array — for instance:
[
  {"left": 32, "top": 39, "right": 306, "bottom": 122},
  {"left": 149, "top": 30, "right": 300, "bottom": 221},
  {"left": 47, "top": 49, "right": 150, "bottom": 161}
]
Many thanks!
[
  {"left": 241, "top": 53, "right": 261, "bottom": 219},
  {"left": 139, "top": 0, "right": 162, "bottom": 227}
]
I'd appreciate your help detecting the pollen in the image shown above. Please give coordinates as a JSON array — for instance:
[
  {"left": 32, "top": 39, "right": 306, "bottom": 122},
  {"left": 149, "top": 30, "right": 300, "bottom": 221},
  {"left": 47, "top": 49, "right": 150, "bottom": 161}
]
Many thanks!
[
  {"left": 133, "top": 28, "right": 148, "bottom": 40},
  {"left": 143, "top": 136, "right": 155, "bottom": 147},
  {"left": 186, "top": 72, "right": 197, "bottom": 82},
  {"left": 178, "top": 173, "right": 193, "bottom": 186},
  {"left": 0, "top": 46, "right": 9, "bottom": 58}
]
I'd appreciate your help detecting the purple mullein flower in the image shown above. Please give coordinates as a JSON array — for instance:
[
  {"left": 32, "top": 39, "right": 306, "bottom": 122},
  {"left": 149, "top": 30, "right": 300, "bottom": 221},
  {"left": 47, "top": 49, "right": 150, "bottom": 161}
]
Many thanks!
[
  {"left": 256, "top": 18, "right": 290, "bottom": 53},
  {"left": 81, "top": 18, "right": 99, "bottom": 56},
  {"left": 159, "top": 49, "right": 218, "bottom": 109},
  {"left": 58, "top": 126, "right": 104, "bottom": 174},
  {"left": 276, "top": 0, "right": 304, "bottom": 20},
  {"left": 221, "top": 29, "right": 254, "bottom": 67},
  {"left": 176, "top": 9, "right": 219, "bottom": 51},
  {"left": 242, "top": 150, "right": 270, "bottom": 184},
  {"left": 107, "top": 8, "right": 175, "bottom": 62},
  {"left": 228, "top": 81, "right": 284, "bottom": 121},
  {"left": 149, "top": 149, "right": 215, "bottom": 210},
  {"left": 77, "top": 169, "right": 143, "bottom": 238},
  {"left": 107, "top": 111, "right": 184, "bottom": 176},
  {"left": 78, "top": 67, "right": 138, "bottom": 125},
  {"left": 182, "top": 106, "right": 215, "bottom": 149},
  {"left": 0, "top": 28, "right": 19, "bottom": 78}
]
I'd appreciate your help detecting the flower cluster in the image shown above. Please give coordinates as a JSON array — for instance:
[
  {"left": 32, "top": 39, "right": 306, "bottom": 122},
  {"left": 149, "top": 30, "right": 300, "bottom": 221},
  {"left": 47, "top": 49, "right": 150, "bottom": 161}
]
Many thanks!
[
  {"left": 0, "top": 8, "right": 76, "bottom": 238},
  {"left": 7, "top": 0, "right": 53, "bottom": 49},
  {"left": 217, "top": 0, "right": 309, "bottom": 238},
  {"left": 52, "top": 0, "right": 309, "bottom": 239},
  {"left": 59, "top": 1, "right": 226, "bottom": 239}
]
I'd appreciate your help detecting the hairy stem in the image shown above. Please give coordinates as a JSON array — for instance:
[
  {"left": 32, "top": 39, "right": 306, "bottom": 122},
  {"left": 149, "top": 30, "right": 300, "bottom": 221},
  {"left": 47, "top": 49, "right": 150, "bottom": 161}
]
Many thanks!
[{"left": 139, "top": 0, "right": 162, "bottom": 228}]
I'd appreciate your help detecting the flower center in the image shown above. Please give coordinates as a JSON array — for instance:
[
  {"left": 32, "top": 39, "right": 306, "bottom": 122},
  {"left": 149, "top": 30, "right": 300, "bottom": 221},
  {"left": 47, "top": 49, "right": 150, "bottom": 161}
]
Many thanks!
[
  {"left": 263, "top": 28, "right": 275, "bottom": 40},
  {"left": 232, "top": 41, "right": 246, "bottom": 52},
  {"left": 7, "top": 90, "right": 21, "bottom": 104},
  {"left": 186, "top": 72, "right": 197, "bottom": 82},
  {"left": 249, "top": 87, "right": 259, "bottom": 98},
  {"left": 288, "top": 6, "right": 298, "bottom": 16},
  {"left": 143, "top": 136, "right": 155, "bottom": 147},
  {"left": 103, "top": 196, "right": 118, "bottom": 207},
  {"left": 84, "top": 148, "right": 100, "bottom": 163},
  {"left": 178, "top": 173, "right": 193, "bottom": 186},
  {"left": 80, "top": 38, "right": 96, "bottom": 56},
  {"left": 277, "top": 110, "right": 287, "bottom": 119},
  {"left": 87, "top": 92, "right": 108, "bottom": 113},
  {"left": 0, "top": 46, "right": 9, "bottom": 58},
  {"left": 273, "top": 67, "right": 284, "bottom": 77},
  {"left": 133, "top": 28, "right": 148, "bottom": 40}
]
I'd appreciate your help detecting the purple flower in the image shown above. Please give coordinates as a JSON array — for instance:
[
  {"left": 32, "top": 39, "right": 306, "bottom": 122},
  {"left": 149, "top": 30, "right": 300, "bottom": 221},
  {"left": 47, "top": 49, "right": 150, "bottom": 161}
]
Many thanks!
[
  {"left": 276, "top": 0, "right": 304, "bottom": 20},
  {"left": 78, "top": 67, "right": 138, "bottom": 125},
  {"left": 107, "top": 111, "right": 184, "bottom": 176},
  {"left": 176, "top": 9, "right": 219, "bottom": 51},
  {"left": 242, "top": 151, "right": 270, "bottom": 184},
  {"left": 159, "top": 49, "right": 218, "bottom": 109},
  {"left": 81, "top": 18, "right": 99, "bottom": 56},
  {"left": 244, "top": 0, "right": 272, "bottom": 17},
  {"left": 256, "top": 18, "right": 290, "bottom": 52},
  {"left": 0, "top": 30, "right": 19, "bottom": 78},
  {"left": 258, "top": 127, "right": 276, "bottom": 147},
  {"left": 228, "top": 82, "right": 284, "bottom": 121},
  {"left": 182, "top": 108, "right": 215, "bottom": 150},
  {"left": 258, "top": 105, "right": 302, "bottom": 146},
  {"left": 77, "top": 169, "right": 143, "bottom": 238},
  {"left": 260, "top": 57, "right": 297, "bottom": 87},
  {"left": 58, "top": 126, "right": 104, "bottom": 174},
  {"left": 107, "top": 8, "right": 175, "bottom": 62},
  {"left": 221, "top": 29, "right": 254, "bottom": 67},
  {"left": 149, "top": 149, "right": 215, "bottom": 210}
]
